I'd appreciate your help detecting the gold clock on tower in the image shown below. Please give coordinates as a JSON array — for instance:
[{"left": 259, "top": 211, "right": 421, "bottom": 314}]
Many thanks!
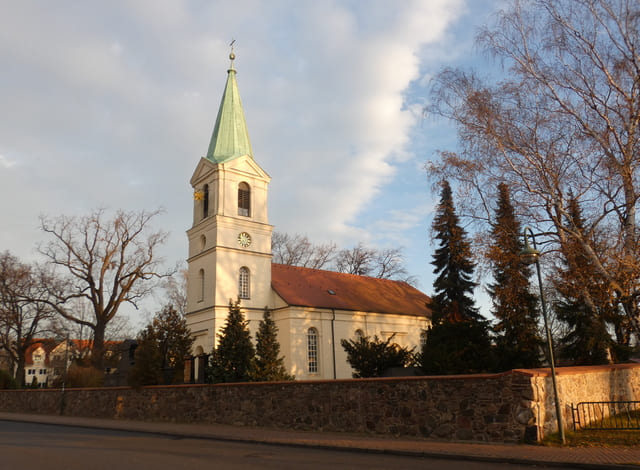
[{"left": 237, "top": 232, "right": 252, "bottom": 248}]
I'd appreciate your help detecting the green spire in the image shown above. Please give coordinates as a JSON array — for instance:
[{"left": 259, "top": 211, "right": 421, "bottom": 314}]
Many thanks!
[{"left": 206, "top": 49, "right": 253, "bottom": 163}]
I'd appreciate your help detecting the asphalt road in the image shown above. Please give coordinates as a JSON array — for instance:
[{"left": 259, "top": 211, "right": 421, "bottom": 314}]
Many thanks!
[{"left": 0, "top": 420, "right": 571, "bottom": 470}]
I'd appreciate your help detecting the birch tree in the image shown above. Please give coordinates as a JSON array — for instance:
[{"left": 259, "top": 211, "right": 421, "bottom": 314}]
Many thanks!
[{"left": 427, "top": 0, "right": 640, "bottom": 343}]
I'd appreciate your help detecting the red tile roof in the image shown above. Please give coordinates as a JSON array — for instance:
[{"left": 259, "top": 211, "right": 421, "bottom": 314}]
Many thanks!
[
  {"left": 25, "top": 339, "right": 58, "bottom": 366},
  {"left": 271, "top": 264, "right": 432, "bottom": 318}
]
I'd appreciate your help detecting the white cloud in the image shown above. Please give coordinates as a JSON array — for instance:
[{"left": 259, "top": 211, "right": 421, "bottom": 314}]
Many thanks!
[
  {"left": 0, "top": 0, "right": 492, "bottom": 313},
  {"left": 0, "top": 154, "right": 17, "bottom": 169}
]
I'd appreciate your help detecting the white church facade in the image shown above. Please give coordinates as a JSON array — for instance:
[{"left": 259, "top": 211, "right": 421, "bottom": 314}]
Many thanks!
[{"left": 185, "top": 52, "right": 432, "bottom": 380}]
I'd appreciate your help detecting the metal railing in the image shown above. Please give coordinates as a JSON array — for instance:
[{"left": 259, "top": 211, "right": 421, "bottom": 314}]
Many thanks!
[{"left": 572, "top": 401, "right": 640, "bottom": 430}]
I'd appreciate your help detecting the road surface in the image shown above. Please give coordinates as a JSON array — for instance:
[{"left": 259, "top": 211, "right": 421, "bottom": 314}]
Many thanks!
[{"left": 0, "top": 420, "right": 570, "bottom": 470}]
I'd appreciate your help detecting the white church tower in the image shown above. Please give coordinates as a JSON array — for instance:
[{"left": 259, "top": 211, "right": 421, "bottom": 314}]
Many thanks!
[{"left": 186, "top": 50, "right": 273, "bottom": 356}]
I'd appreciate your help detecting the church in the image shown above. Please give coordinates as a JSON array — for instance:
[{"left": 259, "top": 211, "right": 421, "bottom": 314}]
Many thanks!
[{"left": 185, "top": 51, "right": 432, "bottom": 380}]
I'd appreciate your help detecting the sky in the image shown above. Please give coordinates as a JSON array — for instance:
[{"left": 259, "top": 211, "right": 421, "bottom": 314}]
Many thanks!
[{"left": 0, "top": 0, "right": 502, "bottom": 327}]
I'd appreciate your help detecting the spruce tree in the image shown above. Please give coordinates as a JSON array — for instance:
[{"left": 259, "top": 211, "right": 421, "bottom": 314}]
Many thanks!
[
  {"left": 128, "top": 304, "right": 194, "bottom": 386},
  {"left": 206, "top": 299, "right": 255, "bottom": 383},
  {"left": 554, "top": 197, "right": 613, "bottom": 365},
  {"left": 487, "top": 183, "right": 542, "bottom": 370},
  {"left": 252, "top": 307, "right": 293, "bottom": 381},
  {"left": 421, "top": 180, "right": 493, "bottom": 374},
  {"left": 128, "top": 325, "right": 163, "bottom": 387}
]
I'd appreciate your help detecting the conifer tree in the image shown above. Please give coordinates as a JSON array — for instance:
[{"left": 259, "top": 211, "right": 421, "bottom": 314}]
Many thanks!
[
  {"left": 128, "top": 304, "right": 194, "bottom": 387},
  {"left": 128, "top": 325, "right": 163, "bottom": 387},
  {"left": 487, "top": 183, "right": 542, "bottom": 370},
  {"left": 206, "top": 299, "right": 255, "bottom": 383},
  {"left": 554, "top": 197, "right": 613, "bottom": 365},
  {"left": 252, "top": 307, "right": 293, "bottom": 381},
  {"left": 421, "top": 180, "right": 493, "bottom": 374}
]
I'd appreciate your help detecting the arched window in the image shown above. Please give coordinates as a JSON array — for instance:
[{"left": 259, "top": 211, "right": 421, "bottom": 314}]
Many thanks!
[
  {"left": 354, "top": 329, "right": 364, "bottom": 342},
  {"left": 420, "top": 330, "right": 428, "bottom": 348},
  {"left": 238, "top": 182, "right": 250, "bottom": 217},
  {"left": 238, "top": 267, "right": 250, "bottom": 299},
  {"left": 198, "top": 269, "right": 205, "bottom": 302},
  {"left": 203, "top": 184, "right": 209, "bottom": 218},
  {"left": 307, "top": 328, "right": 318, "bottom": 373}
]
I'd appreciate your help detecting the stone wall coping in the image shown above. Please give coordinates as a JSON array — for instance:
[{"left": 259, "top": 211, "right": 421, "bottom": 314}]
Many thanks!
[
  {"left": 513, "top": 362, "right": 640, "bottom": 377},
  {"left": 7, "top": 364, "right": 638, "bottom": 393}
]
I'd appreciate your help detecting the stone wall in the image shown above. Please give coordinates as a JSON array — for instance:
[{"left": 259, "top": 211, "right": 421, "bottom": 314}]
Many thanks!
[
  {"left": 525, "top": 363, "right": 640, "bottom": 436},
  {"left": 0, "top": 363, "right": 638, "bottom": 443}
]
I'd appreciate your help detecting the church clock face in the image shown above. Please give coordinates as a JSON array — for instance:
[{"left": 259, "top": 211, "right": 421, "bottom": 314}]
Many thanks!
[{"left": 237, "top": 232, "right": 252, "bottom": 248}]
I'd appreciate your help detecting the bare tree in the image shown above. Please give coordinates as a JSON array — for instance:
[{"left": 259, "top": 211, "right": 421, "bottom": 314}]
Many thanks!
[
  {"left": 371, "top": 247, "right": 417, "bottom": 285},
  {"left": 427, "top": 0, "right": 640, "bottom": 342},
  {"left": 160, "top": 267, "right": 188, "bottom": 316},
  {"left": 271, "top": 232, "right": 336, "bottom": 269},
  {"left": 38, "top": 208, "right": 171, "bottom": 369},
  {"left": 335, "top": 243, "right": 376, "bottom": 276},
  {"left": 273, "top": 232, "right": 417, "bottom": 285},
  {"left": 0, "top": 252, "right": 54, "bottom": 387}
]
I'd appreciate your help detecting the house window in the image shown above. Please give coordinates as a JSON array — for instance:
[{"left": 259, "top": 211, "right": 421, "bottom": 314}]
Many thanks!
[
  {"left": 307, "top": 328, "right": 318, "bottom": 374},
  {"left": 203, "top": 184, "right": 209, "bottom": 218},
  {"left": 238, "top": 182, "right": 250, "bottom": 217},
  {"left": 198, "top": 269, "right": 205, "bottom": 302},
  {"left": 420, "top": 330, "right": 428, "bottom": 348},
  {"left": 239, "top": 267, "right": 250, "bottom": 299}
]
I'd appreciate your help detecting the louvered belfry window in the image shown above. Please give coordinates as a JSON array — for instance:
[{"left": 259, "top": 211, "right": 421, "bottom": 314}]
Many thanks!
[
  {"left": 238, "top": 182, "right": 250, "bottom": 217},
  {"left": 203, "top": 184, "right": 209, "bottom": 218}
]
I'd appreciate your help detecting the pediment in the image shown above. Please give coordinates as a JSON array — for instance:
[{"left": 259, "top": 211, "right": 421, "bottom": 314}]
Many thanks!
[
  {"left": 224, "top": 155, "right": 271, "bottom": 181},
  {"left": 190, "top": 158, "right": 218, "bottom": 186}
]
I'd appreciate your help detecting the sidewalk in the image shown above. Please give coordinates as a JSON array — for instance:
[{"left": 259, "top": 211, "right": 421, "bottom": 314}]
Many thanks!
[{"left": 0, "top": 412, "right": 639, "bottom": 469}]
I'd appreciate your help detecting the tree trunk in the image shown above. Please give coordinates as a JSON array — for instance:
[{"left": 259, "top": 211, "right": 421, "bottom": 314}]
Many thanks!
[
  {"left": 91, "top": 324, "right": 105, "bottom": 370},
  {"left": 15, "top": 356, "right": 25, "bottom": 388}
]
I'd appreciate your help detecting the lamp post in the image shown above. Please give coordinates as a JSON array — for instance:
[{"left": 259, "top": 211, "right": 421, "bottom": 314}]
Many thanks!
[{"left": 520, "top": 227, "right": 566, "bottom": 444}]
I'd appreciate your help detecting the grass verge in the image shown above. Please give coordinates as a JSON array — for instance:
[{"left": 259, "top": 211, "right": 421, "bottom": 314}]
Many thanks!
[{"left": 543, "top": 429, "right": 640, "bottom": 447}]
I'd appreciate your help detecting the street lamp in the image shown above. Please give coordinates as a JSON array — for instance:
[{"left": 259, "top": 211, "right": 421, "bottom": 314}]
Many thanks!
[{"left": 521, "top": 227, "right": 566, "bottom": 444}]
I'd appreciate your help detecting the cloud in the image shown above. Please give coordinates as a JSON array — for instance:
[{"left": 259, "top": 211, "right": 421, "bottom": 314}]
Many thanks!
[
  {"left": 0, "top": 0, "right": 473, "bottom": 302},
  {"left": 0, "top": 154, "right": 17, "bottom": 169}
]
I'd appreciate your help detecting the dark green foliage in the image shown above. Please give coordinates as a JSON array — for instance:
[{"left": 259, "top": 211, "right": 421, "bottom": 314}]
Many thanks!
[
  {"left": 421, "top": 180, "right": 494, "bottom": 374},
  {"left": 128, "top": 326, "right": 163, "bottom": 387},
  {"left": 421, "top": 321, "right": 494, "bottom": 375},
  {"left": 556, "top": 299, "right": 612, "bottom": 365},
  {"left": 0, "top": 369, "right": 16, "bottom": 389},
  {"left": 554, "top": 197, "right": 614, "bottom": 365},
  {"left": 252, "top": 307, "right": 293, "bottom": 381},
  {"left": 429, "top": 181, "right": 482, "bottom": 323},
  {"left": 487, "top": 183, "right": 542, "bottom": 370},
  {"left": 340, "top": 334, "right": 415, "bottom": 378},
  {"left": 206, "top": 299, "right": 255, "bottom": 383},
  {"left": 128, "top": 304, "right": 194, "bottom": 387}
]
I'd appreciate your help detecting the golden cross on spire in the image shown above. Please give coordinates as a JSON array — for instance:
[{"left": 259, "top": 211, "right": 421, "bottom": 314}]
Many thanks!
[{"left": 229, "top": 39, "right": 236, "bottom": 68}]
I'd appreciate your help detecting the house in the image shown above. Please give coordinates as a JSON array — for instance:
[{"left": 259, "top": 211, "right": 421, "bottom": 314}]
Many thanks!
[
  {"left": 23, "top": 338, "right": 128, "bottom": 387},
  {"left": 24, "top": 339, "right": 57, "bottom": 387},
  {"left": 185, "top": 50, "right": 432, "bottom": 380}
]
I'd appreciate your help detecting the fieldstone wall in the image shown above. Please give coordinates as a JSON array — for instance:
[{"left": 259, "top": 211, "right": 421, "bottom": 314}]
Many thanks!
[{"left": 0, "top": 363, "right": 638, "bottom": 443}]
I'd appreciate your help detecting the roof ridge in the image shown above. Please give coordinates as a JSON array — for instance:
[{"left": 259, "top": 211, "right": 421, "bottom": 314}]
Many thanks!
[{"left": 271, "top": 263, "right": 412, "bottom": 286}]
